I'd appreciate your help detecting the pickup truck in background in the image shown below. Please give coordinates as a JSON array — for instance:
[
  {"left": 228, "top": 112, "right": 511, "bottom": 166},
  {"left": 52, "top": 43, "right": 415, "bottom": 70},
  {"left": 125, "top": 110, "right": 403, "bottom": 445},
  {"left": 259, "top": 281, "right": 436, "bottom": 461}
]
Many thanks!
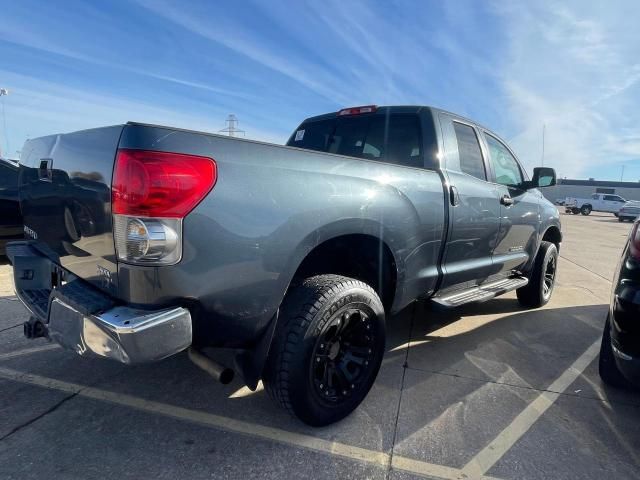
[
  {"left": 565, "top": 193, "right": 626, "bottom": 216},
  {"left": 0, "top": 157, "right": 23, "bottom": 255},
  {"left": 7, "top": 105, "right": 561, "bottom": 425}
]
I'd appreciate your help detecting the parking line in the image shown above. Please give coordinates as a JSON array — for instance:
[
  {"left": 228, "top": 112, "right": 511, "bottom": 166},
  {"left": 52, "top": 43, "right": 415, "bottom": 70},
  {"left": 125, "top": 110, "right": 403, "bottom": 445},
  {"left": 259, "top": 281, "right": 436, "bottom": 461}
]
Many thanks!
[
  {"left": 0, "top": 366, "right": 503, "bottom": 480},
  {"left": 0, "top": 344, "right": 60, "bottom": 361},
  {"left": 461, "top": 339, "right": 601, "bottom": 477}
]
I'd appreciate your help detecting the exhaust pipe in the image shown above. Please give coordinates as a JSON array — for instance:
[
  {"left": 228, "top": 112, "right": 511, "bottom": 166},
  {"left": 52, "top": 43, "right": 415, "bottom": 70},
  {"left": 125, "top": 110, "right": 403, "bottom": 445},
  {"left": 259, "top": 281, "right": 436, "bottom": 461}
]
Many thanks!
[{"left": 188, "top": 348, "right": 234, "bottom": 384}]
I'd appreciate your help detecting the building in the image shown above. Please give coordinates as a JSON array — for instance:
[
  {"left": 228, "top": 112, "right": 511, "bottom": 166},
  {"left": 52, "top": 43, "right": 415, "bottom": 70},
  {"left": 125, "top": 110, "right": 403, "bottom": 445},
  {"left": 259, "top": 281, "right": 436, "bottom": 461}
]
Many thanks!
[{"left": 542, "top": 178, "right": 640, "bottom": 203}]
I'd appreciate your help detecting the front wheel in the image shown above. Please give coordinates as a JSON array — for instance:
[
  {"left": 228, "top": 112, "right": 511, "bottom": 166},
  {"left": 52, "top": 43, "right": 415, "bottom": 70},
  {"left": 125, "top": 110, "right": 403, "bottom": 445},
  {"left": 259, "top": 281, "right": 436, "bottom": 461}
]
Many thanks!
[
  {"left": 580, "top": 205, "right": 592, "bottom": 215},
  {"left": 517, "top": 241, "right": 558, "bottom": 308},
  {"left": 263, "top": 274, "right": 385, "bottom": 426}
]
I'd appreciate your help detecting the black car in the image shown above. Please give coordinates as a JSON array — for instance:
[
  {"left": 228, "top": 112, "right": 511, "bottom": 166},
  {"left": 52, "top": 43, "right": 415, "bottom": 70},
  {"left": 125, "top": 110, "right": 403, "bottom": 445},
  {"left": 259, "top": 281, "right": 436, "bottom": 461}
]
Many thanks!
[
  {"left": 0, "top": 158, "right": 23, "bottom": 255},
  {"left": 599, "top": 219, "right": 640, "bottom": 388}
]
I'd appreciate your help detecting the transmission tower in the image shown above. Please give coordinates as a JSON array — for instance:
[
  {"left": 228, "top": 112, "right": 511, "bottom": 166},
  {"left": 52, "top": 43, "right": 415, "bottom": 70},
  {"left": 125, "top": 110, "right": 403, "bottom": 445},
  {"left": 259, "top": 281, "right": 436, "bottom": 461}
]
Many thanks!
[{"left": 219, "top": 114, "right": 245, "bottom": 137}]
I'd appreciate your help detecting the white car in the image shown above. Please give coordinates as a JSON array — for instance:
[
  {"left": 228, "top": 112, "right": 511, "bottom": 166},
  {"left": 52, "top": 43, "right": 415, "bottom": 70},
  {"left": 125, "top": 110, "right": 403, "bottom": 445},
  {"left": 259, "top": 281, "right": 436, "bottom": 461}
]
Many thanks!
[
  {"left": 617, "top": 201, "right": 640, "bottom": 222},
  {"left": 565, "top": 193, "right": 626, "bottom": 216}
]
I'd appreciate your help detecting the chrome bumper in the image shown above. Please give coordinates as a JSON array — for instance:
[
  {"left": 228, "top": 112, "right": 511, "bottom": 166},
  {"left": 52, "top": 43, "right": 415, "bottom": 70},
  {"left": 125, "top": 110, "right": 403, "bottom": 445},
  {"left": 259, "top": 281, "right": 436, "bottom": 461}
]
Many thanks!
[
  {"left": 48, "top": 300, "right": 192, "bottom": 364},
  {"left": 7, "top": 241, "right": 192, "bottom": 364}
]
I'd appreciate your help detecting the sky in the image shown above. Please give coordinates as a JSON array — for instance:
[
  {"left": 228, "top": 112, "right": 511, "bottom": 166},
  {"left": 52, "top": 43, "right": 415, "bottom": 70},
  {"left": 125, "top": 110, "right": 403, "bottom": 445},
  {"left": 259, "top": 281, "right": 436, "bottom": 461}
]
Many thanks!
[{"left": 0, "top": 0, "right": 639, "bottom": 180}]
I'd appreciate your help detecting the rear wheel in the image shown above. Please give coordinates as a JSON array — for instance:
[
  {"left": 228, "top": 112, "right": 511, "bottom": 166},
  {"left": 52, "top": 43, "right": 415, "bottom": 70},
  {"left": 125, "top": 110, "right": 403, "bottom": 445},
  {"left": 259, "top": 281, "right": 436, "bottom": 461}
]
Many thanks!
[
  {"left": 599, "top": 316, "right": 634, "bottom": 389},
  {"left": 580, "top": 205, "right": 592, "bottom": 215},
  {"left": 263, "top": 274, "right": 385, "bottom": 426},
  {"left": 517, "top": 241, "right": 558, "bottom": 308}
]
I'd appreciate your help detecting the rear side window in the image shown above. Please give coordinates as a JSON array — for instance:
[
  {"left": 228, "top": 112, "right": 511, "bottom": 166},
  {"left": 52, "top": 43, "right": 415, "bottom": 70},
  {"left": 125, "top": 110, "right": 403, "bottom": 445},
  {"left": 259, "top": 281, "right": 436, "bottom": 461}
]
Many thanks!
[
  {"left": 604, "top": 195, "right": 624, "bottom": 202},
  {"left": 452, "top": 122, "right": 486, "bottom": 180},
  {"left": 288, "top": 113, "right": 423, "bottom": 168}
]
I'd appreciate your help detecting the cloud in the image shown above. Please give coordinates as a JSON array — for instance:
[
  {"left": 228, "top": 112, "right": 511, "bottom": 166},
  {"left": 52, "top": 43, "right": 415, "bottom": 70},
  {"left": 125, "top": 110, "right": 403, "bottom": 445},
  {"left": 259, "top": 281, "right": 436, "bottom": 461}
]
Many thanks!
[
  {"left": 495, "top": 1, "right": 640, "bottom": 178},
  {"left": 0, "top": 70, "right": 285, "bottom": 157}
]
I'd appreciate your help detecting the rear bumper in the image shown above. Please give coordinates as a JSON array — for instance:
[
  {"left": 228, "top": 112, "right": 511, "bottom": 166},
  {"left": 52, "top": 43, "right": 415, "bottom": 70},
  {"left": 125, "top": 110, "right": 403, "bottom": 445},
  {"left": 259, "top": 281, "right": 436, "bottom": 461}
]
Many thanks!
[{"left": 7, "top": 241, "right": 192, "bottom": 364}]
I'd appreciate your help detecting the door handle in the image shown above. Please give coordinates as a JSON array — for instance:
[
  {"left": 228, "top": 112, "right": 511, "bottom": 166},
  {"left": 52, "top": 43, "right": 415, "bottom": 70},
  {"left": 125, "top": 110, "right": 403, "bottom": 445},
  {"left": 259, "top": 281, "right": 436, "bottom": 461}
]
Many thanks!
[
  {"left": 500, "top": 194, "right": 514, "bottom": 206},
  {"left": 449, "top": 185, "right": 459, "bottom": 206}
]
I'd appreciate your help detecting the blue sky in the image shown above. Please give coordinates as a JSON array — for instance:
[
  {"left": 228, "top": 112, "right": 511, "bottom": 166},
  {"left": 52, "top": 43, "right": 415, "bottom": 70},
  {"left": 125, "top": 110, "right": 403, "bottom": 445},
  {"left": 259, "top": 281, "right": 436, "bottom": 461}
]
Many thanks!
[{"left": 0, "top": 0, "right": 639, "bottom": 180}]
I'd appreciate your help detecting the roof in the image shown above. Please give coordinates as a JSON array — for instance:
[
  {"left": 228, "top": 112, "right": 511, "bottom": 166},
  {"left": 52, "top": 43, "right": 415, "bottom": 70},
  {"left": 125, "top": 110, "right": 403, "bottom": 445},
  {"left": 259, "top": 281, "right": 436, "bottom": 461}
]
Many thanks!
[{"left": 559, "top": 179, "right": 640, "bottom": 189}]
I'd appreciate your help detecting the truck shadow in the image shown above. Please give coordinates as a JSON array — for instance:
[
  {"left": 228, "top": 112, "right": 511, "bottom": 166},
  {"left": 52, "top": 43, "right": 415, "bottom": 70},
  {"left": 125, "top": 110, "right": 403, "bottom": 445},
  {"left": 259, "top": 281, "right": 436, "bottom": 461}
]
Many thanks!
[{"left": 4, "top": 299, "right": 639, "bottom": 469}]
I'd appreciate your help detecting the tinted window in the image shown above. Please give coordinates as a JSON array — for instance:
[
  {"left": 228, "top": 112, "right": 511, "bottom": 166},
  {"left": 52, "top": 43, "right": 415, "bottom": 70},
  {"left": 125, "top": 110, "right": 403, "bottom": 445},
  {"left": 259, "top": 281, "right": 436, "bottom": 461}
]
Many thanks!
[
  {"left": 288, "top": 113, "right": 422, "bottom": 168},
  {"left": 604, "top": 195, "right": 625, "bottom": 202},
  {"left": 453, "top": 122, "right": 486, "bottom": 180},
  {"left": 484, "top": 134, "right": 523, "bottom": 187},
  {"left": 591, "top": 194, "right": 599, "bottom": 199}
]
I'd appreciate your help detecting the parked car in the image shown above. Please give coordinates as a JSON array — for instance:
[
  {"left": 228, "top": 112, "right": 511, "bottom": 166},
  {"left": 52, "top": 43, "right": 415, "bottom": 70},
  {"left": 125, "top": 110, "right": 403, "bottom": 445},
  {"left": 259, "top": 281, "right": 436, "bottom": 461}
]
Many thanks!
[
  {"left": 617, "top": 201, "right": 640, "bottom": 222},
  {"left": 0, "top": 157, "right": 23, "bottom": 255},
  {"left": 565, "top": 193, "right": 626, "bottom": 216},
  {"left": 599, "top": 218, "right": 640, "bottom": 389},
  {"left": 555, "top": 198, "right": 566, "bottom": 206},
  {"left": 7, "top": 106, "right": 561, "bottom": 425}
]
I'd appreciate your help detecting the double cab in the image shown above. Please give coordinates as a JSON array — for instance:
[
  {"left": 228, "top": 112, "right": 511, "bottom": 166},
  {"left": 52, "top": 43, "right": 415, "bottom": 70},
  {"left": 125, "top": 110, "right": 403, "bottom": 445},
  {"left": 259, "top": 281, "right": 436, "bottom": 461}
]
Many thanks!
[{"left": 8, "top": 105, "right": 561, "bottom": 425}]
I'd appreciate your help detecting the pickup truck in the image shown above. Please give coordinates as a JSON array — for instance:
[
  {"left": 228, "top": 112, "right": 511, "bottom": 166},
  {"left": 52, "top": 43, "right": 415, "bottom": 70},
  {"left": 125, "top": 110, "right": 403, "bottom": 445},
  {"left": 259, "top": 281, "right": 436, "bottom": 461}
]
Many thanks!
[
  {"left": 565, "top": 193, "right": 626, "bottom": 216},
  {"left": 7, "top": 105, "right": 562, "bottom": 426}
]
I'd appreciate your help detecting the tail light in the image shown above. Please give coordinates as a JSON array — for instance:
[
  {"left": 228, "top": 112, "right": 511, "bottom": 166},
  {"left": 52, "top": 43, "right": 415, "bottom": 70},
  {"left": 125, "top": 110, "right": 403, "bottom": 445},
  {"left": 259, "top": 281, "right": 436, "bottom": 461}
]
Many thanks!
[
  {"left": 337, "top": 105, "right": 377, "bottom": 116},
  {"left": 112, "top": 149, "right": 216, "bottom": 265},
  {"left": 630, "top": 222, "right": 640, "bottom": 260}
]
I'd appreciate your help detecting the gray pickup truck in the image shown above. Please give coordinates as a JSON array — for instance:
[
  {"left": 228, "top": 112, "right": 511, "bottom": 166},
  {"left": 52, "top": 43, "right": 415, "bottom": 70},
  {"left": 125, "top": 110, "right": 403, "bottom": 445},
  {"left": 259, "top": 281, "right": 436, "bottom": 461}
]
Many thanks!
[{"left": 7, "top": 105, "right": 561, "bottom": 425}]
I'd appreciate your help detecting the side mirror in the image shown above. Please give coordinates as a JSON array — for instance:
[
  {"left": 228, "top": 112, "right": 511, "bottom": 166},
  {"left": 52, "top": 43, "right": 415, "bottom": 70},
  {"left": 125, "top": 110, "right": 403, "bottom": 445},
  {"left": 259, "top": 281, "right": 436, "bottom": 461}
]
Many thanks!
[{"left": 527, "top": 167, "right": 556, "bottom": 189}]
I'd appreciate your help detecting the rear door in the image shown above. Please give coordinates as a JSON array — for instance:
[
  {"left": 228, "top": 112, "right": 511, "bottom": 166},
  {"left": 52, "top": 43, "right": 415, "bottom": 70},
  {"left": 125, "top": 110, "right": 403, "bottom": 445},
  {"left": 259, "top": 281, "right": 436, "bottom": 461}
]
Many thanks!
[
  {"left": 438, "top": 114, "right": 500, "bottom": 290},
  {"left": 481, "top": 131, "right": 539, "bottom": 275}
]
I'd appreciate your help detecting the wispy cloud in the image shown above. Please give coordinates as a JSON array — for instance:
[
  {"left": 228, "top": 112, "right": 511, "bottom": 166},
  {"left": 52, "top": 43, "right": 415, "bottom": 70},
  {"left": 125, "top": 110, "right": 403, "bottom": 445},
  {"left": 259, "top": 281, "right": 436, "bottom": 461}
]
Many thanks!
[{"left": 496, "top": 1, "right": 640, "bottom": 178}]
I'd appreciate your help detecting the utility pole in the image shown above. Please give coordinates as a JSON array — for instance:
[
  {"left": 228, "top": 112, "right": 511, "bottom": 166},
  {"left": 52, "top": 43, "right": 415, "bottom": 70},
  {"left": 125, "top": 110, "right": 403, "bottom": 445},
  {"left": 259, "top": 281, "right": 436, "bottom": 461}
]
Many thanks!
[
  {"left": 219, "top": 114, "right": 245, "bottom": 137},
  {"left": 541, "top": 123, "right": 545, "bottom": 167},
  {"left": 620, "top": 165, "right": 625, "bottom": 181},
  {"left": 0, "top": 88, "right": 8, "bottom": 157}
]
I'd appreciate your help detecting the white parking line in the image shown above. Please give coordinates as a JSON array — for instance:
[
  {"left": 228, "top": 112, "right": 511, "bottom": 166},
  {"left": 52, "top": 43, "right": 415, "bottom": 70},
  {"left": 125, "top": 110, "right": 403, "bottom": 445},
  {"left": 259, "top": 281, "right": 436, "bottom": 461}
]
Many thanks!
[
  {"left": 0, "top": 344, "right": 60, "bottom": 360},
  {"left": 0, "top": 366, "right": 503, "bottom": 480},
  {"left": 461, "top": 339, "right": 601, "bottom": 477}
]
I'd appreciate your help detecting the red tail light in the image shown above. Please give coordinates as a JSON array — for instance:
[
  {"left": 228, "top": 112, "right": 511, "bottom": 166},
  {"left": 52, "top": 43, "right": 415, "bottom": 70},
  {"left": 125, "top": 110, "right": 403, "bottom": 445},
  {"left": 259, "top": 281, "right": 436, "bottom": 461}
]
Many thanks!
[
  {"left": 630, "top": 222, "right": 640, "bottom": 260},
  {"left": 337, "top": 105, "right": 377, "bottom": 116},
  {"left": 112, "top": 149, "right": 217, "bottom": 218}
]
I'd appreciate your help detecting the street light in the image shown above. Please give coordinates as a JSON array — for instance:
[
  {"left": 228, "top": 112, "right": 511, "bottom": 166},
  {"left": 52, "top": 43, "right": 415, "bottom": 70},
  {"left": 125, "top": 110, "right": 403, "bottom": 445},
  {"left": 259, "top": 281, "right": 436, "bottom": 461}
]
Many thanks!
[{"left": 0, "top": 88, "right": 8, "bottom": 158}]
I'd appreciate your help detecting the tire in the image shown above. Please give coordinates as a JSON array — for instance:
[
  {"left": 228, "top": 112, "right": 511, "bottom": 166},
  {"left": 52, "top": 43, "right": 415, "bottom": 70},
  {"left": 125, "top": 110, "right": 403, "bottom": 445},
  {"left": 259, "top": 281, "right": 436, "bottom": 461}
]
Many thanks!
[
  {"left": 580, "top": 205, "right": 592, "bottom": 215},
  {"left": 618, "top": 217, "right": 624, "bottom": 222},
  {"left": 517, "top": 241, "right": 558, "bottom": 308},
  {"left": 571, "top": 208, "right": 580, "bottom": 215},
  {"left": 263, "top": 274, "right": 385, "bottom": 426},
  {"left": 599, "top": 316, "right": 634, "bottom": 389}
]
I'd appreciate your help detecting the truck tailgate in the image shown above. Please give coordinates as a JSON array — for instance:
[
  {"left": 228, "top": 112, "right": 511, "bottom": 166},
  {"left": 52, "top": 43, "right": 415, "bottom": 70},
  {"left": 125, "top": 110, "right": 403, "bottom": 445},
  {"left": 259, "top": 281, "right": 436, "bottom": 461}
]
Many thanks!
[{"left": 18, "top": 125, "right": 124, "bottom": 296}]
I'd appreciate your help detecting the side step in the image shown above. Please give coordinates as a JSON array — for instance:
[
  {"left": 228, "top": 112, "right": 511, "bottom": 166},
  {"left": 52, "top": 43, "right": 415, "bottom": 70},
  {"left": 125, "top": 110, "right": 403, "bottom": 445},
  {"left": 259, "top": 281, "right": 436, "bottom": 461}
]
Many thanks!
[{"left": 431, "top": 276, "right": 529, "bottom": 308}]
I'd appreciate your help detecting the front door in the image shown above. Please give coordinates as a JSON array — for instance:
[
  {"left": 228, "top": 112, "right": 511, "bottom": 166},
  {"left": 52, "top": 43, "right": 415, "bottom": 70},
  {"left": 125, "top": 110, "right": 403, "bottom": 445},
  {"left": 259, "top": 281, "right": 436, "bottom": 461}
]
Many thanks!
[
  {"left": 481, "top": 132, "right": 540, "bottom": 275},
  {"left": 438, "top": 114, "right": 501, "bottom": 290}
]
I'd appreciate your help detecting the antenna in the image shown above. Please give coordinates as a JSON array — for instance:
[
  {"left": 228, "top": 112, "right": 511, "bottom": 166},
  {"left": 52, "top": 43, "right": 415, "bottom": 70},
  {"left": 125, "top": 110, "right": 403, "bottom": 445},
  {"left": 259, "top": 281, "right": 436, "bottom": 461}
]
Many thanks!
[
  {"left": 219, "top": 114, "right": 245, "bottom": 137},
  {"left": 541, "top": 123, "right": 545, "bottom": 167}
]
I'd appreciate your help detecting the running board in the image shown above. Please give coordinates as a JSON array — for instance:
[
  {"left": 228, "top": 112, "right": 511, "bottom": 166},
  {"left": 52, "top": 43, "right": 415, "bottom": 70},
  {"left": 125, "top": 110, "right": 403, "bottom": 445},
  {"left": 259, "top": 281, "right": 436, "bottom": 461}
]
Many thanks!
[{"left": 431, "top": 277, "right": 529, "bottom": 308}]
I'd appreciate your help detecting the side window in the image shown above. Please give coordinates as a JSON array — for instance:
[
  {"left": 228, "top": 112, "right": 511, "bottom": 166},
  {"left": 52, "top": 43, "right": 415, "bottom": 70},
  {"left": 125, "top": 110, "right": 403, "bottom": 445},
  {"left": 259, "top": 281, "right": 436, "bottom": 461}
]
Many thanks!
[
  {"left": 452, "top": 122, "right": 486, "bottom": 180},
  {"left": 484, "top": 134, "right": 523, "bottom": 187},
  {"left": 604, "top": 195, "right": 624, "bottom": 202},
  {"left": 591, "top": 194, "right": 599, "bottom": 200}
]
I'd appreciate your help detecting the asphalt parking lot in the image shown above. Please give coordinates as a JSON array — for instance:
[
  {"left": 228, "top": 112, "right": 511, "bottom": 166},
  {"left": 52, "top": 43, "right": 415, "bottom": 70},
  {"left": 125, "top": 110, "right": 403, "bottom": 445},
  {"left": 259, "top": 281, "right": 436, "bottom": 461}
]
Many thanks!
[{"left": 1, "top": 211, "right": 639, "bottom": 480}]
